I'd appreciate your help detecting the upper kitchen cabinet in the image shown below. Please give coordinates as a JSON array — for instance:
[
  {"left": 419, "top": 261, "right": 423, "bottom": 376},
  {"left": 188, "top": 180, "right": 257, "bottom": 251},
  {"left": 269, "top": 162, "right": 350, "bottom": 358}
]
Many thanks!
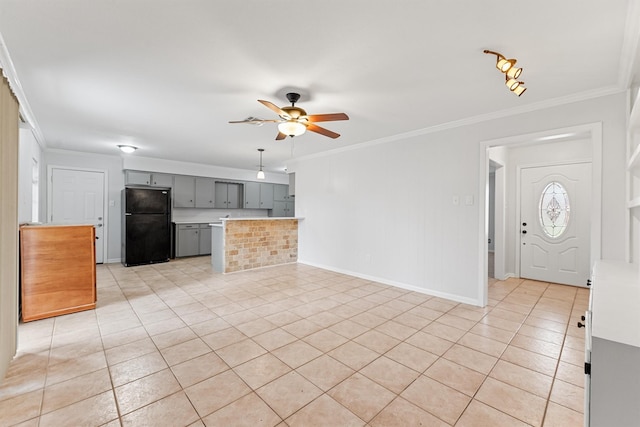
[
  {"left": 244, "top": 182, "right": 274, "bottom": 209},
  {"left": 126, "top": 171, "right": 173, "bottom": 187},
  {"left": 173, "top": 175, "right": 196, "bottom": 208},
  {"left": 215, "top": 182, "right": 242, "bottom": 209},
  {"left": 195, "top": 177, "right": 215, "bottom": 208},
  {"left": 273, "top": 184, "right": 292, "bottom": 201}
]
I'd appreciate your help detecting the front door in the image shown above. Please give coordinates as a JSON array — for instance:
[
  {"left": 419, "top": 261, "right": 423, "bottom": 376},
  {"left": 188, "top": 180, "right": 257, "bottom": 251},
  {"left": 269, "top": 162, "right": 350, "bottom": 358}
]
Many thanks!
[
  {"left": 50, "top": 168, "right": 105, "bottom": 263},
  {"left": 520, "top": 163, "right": 591, "bottom": 286}
]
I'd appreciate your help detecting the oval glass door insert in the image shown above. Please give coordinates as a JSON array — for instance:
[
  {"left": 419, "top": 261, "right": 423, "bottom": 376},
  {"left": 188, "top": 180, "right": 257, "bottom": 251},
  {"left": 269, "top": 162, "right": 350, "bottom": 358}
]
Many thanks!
[{"left": 539, "top": 181, "right": 570, "bottom": 238}]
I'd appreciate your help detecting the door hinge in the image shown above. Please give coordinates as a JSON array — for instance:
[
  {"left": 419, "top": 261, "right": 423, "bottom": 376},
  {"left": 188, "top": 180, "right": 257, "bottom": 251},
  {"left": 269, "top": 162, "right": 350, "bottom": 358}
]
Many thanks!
[{"left": 584, "top": 362, "right": 591, "bottom": 375}]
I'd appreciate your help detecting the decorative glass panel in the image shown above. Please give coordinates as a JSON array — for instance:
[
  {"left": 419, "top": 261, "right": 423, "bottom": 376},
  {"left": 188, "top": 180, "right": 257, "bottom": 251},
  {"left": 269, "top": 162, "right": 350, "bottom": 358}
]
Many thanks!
[{"left": 539, "top": 182, "right": 570, "bottom": 238}]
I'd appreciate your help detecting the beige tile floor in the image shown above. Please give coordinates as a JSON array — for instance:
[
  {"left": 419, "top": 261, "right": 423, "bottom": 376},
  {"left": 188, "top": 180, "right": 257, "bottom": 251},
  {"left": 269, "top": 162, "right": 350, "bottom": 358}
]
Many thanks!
[{"left": 0, "top": 258, "right": 588, "bottom": 426}]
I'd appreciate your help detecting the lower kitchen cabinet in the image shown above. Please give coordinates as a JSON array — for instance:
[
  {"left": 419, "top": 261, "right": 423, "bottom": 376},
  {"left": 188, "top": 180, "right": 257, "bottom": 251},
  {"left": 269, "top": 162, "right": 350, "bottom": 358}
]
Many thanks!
[
  {"left": 175, "top": 223, "right": 211, "bottom": 257},
  {"left": 271, "top": 200, "right": 294, "bottom": 217},
  {"left": 199, "top": 224, "right": 212, "bottom": 255}
]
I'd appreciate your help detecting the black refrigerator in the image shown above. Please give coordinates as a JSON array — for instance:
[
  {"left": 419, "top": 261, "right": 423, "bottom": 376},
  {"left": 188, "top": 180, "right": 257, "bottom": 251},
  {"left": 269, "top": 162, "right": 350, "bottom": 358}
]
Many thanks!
[{"left": 122, "top": 187, "right": 171, "bottom": 266}]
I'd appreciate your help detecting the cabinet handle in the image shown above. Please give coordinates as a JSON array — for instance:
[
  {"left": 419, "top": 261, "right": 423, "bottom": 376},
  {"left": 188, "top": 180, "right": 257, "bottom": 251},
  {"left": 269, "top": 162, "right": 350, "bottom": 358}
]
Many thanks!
[{"left": 577, "top": 322, "right": 585, "bottom": 328}]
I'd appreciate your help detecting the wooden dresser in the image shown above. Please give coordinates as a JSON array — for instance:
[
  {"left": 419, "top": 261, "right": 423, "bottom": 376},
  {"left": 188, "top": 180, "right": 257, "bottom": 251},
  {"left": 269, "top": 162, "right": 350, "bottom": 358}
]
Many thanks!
[{"left": 20, "top": 224, "right": 96, "bottom": 322}]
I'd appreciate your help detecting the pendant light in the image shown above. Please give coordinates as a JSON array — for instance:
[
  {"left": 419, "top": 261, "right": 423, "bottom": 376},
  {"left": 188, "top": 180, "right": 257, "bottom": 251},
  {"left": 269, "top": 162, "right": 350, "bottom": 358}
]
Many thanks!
[{"left": 256, "top": 148, "right": 265, "bottom": 180}]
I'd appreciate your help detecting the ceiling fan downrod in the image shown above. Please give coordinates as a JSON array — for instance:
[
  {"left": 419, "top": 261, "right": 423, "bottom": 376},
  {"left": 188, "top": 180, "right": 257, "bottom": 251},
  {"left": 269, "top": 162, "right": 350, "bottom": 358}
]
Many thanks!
[{"left": 286, "top": 92, "right": 301, "bottom": 106}]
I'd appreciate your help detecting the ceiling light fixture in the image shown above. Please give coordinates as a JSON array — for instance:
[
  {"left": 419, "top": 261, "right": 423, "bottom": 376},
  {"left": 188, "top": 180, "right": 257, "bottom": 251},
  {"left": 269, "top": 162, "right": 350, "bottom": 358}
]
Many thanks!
[
  {"left": 118, "top": 144, "right": 137, "bottom": 153},
  {"left": 484, "top": 49, "right": 527, "bottom": 96},
  {"left": 256, "top": 148, "right": 265, "bottom": 180},
  {"left": 278, "top": 120, "right": 306, "bottom": 137}
]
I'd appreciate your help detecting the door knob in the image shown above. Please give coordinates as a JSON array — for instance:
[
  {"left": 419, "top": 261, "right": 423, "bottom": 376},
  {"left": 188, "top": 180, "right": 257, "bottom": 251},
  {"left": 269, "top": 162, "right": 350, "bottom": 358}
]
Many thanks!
[
  {"left": 97, "top": 224, "right": 103, "bottom": 228},
  {"left": 522, "top": 222, "right": 527, "bottom": 226},
  {"left": 522, "top": 230, "right": 527, "bottom": 234}
]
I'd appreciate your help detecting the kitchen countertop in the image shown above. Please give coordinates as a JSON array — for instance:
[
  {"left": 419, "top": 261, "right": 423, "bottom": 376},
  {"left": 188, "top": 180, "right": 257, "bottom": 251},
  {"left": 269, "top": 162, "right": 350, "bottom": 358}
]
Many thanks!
[{"left": 217, "top": 217, "right": 303, "bottom": 221}]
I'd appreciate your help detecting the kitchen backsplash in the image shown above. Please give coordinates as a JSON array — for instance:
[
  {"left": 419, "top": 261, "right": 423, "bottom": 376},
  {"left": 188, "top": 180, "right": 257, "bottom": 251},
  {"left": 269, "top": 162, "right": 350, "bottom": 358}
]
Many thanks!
[{"left": 172, "top": 208, "right": 268, "bottom": 223}]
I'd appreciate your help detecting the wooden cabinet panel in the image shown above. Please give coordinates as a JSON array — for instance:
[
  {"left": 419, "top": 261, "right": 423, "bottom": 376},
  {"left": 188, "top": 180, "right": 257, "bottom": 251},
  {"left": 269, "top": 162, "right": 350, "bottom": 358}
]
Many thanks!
[{"left": 20, "top": 225, "right": 96, "bottom": 322}]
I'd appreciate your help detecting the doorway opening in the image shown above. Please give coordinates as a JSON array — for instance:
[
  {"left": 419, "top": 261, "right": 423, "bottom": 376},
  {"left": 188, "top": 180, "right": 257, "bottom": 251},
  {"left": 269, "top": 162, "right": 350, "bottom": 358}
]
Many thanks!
[{"left": 477, "top": 123, "right": 602, "bottom": 306}]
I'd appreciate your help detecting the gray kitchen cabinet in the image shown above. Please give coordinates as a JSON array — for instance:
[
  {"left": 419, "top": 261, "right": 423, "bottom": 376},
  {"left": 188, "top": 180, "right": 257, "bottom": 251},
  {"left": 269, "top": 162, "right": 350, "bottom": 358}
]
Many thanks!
[
  {"left": 198, "top": 224, "right": 211, "bottom": 254},
  {"left": 176, "top": 224, "right": 199, "bottom": 257},
  {"left": 125, "top": 171, "right": 173, "bottom": 187},
  {"left": 244, "top": 182, "right": 274, "bottom": 209},
  {"left": 215, "top": 182, "right": 242, "bottom": 209},
  {"left": 272, "top": 200, "right": 294, "bottom": 217},
  {"left": 174, "top": 176, "right": 196, "bottom": 208},
  {"left": 175, "top": 223, "right": 211, "bottom": 257},
  {"left": 195, "top": 177, "right": 215, "bottom": 208},
  {"left": 273, "top": 184, "right": 292, "bottom": 201}
]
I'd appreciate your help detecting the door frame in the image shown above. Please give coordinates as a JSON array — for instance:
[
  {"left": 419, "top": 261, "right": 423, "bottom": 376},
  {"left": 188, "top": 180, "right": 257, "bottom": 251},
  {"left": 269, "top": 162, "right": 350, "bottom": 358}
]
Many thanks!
[
  {"left": 516, "top": 160, "right": 592, "bottom": 284},
  {"left": 47, "top": 165, "right": 109, "bottom": 263},
  {"left": 477, "top": 122, "right": 602, "bottom": 306}
]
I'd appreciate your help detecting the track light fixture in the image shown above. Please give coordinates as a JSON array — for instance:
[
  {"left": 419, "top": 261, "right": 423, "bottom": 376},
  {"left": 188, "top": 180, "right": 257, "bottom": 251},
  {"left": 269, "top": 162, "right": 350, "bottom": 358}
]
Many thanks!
[
  {"left": 484, "top": 49, "right": 527, "bottom": 96},
  {"left": 256, "top": 148, "right": 265, "bottom": 180}
]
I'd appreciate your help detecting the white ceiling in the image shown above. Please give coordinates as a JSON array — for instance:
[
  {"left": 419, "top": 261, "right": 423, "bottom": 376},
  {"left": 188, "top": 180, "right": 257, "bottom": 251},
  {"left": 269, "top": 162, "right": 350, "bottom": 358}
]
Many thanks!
[{"left": 0, "top": 0, "right": 638, "bottom": 175}]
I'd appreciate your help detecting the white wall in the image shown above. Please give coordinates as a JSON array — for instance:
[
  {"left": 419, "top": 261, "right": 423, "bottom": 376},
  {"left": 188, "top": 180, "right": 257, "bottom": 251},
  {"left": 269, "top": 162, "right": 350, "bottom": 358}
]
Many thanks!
[
  {"left": 289, "top": 92, "right": 627, "bottom": 305},
  {"left": 17, "top": 127, "right": 42, "bottom": 223}
]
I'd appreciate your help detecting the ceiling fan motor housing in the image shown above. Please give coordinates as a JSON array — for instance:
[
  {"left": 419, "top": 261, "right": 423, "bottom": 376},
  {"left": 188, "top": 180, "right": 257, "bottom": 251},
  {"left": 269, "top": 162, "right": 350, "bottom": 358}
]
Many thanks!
[{"left": 281, "top": 106, "right": 307, "bottom": 120}]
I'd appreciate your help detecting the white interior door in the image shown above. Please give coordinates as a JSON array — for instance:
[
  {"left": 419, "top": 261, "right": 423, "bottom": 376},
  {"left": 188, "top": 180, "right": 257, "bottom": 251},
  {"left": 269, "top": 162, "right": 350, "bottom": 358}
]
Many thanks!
[
  {"left": 520, "top": 163, "right": 591, "bottom": 286},
  {"left": 50, "top": 168, "right": 105, "bottom": 263}
]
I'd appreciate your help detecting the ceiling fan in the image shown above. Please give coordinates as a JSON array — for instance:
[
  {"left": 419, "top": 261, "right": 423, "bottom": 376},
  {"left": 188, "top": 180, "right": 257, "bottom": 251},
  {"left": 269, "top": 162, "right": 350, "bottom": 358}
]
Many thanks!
[{"left": 229, "top": 92, "right": 349, "bottom": 140}]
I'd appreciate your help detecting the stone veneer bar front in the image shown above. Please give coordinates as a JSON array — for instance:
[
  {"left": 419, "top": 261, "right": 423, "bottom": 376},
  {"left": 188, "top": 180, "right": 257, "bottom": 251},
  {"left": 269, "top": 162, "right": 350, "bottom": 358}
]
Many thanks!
[{"left": 211, "top": 218, "right": 299, "bottom": 273}]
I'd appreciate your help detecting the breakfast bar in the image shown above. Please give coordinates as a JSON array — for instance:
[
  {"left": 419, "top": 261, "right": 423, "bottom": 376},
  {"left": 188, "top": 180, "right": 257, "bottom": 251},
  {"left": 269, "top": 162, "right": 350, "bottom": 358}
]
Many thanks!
[{"left": 210, "top": 217, "right": 300, "bottom": 273}]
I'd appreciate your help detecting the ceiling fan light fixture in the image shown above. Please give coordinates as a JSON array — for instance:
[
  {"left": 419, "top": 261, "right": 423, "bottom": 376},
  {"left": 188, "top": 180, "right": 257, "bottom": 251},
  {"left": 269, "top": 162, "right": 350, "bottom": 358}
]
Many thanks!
[
  {"left": 118, "top": 144, "right": 137, "bottom": 153},
  {"left": 278, "top": 120, "right": 306, "bottom": 137}
]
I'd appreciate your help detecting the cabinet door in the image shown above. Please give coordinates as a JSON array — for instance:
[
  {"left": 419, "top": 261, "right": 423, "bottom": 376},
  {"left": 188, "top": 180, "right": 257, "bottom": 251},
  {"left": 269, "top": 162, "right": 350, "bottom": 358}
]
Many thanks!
[
  {"left": 227, "top": 183, "right": 242, "bottom": 208},
  {"left": 260, "top": 183, "right": 274, "bottom": 209},
  {"left": 126, "top": 171, "right": 151, "bottom": 186},
  {"left": 151, "top": 173, "right": 173, "bottom": 187},
  {"left": 286, "top": 201, "right": 295, "bottom": 217},
  {"left": 273, "top": 184, "right": 289, "bottom": 201},
  {"left": 214, "top": 182, "right": 228, "bottom": 208},
  {"left": 195, "top": 178, "right": 215, "bottom": 208},
  {"left": 174, "top": 176, "right": 196, "bottom": 207},
  {"left": 199, "top": 224, "right": 211, "bottom": 255},
  {"left": 244, "top": 182, "right": 260, "bottom": 209},
  {"left": 272, "top": 201, "right": 287, "bottom": 217},
  {"left": 177, "top": 225, "right": 199, "bottom": 257}
]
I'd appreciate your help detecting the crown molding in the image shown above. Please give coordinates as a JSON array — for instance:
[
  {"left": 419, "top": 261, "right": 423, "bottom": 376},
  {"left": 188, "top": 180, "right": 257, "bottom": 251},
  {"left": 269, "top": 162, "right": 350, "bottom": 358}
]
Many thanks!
[
  {"left": 0, "top": 31, "right": 46, "bottom": 149},
  {"left": 288, "top": 86, "right": 624, "bottom": 166}
]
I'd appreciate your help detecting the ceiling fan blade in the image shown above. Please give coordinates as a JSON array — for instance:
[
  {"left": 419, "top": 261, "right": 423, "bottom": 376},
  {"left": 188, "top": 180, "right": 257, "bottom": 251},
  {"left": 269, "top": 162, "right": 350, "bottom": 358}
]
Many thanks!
[
  {"left": 306, "top": 113, "right": 349, "bottom": 122},
  {"left": 258, "top": 100, "right": 290, "bottom": 119},
  {"left": 306, "top": 123, "right": 340, "bottom": 139},
  {"left": 228, "top": 119, "right": 281, "bottom": 124},
  {"left": 275, "top": 131, "right": 287, "bottom": 140}
]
